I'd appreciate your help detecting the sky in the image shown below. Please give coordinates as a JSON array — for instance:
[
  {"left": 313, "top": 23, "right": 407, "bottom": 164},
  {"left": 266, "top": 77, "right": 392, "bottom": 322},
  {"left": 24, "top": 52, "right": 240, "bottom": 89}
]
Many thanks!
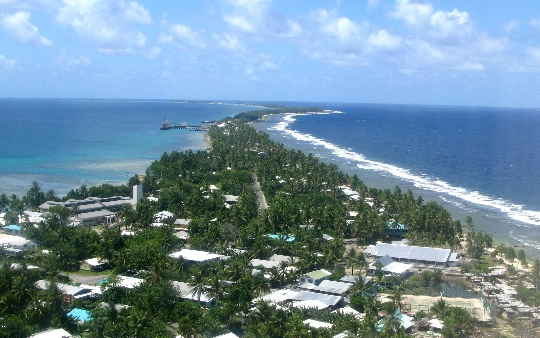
[{"left": 1, "top": 0, "right": 540, "bottom": 108}]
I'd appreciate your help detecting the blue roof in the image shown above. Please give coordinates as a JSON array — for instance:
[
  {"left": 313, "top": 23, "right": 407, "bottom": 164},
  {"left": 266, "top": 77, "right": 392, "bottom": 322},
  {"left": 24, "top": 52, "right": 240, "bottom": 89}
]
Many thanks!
[
  {"left": 5, "top": 225, "right": 21, "bottom": 230},
  {"left": 267, "top": 234, "right": 295, "bottom": 242},
  {"left": 68, "top": 308, "right": 91, "bottom": 322},
  {"left": 377, "top": 310, "right": 414, "bottom": 332},
  {"left": 386, "top": 221, "right": 406, "bottom": 230}
]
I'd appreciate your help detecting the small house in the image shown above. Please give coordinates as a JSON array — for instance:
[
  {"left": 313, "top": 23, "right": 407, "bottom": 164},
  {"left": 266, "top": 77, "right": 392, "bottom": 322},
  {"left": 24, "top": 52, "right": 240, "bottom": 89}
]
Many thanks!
[
  {"left": 80, "top": 258, "right": 109, "bottom": 272},
  {"left": 299, "top": 269, "right": 332, "bottom": 285},
  {"left": 3, "top": 224, "right": 22, "bottom": 236}
]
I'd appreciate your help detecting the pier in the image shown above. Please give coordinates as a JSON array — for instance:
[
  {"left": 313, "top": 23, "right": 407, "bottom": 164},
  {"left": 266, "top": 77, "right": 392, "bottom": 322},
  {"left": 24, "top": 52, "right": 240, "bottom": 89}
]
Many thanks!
[{"left": 160, "top": 116, "right": 209, "bottom": 131}]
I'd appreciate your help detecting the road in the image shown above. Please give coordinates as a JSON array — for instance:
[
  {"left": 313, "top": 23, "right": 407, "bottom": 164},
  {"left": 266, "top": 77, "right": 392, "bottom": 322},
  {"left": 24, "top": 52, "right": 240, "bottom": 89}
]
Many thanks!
[{"left": 252, "top": 172, "right": 268, "bottom": 210}]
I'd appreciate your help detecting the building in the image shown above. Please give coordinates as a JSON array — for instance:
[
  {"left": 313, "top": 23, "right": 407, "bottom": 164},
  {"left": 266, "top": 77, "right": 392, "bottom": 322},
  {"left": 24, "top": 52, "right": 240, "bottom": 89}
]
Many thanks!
[
  {"left": 174, "top": 218, "right": 191, "bottom": 230},
  {"left": 169, "top": 248, "right": 228, "bottom": 264},
  {"left": 37, "top": 186, "right": 141, "bottom": 226},
  {"left": 0, "top": 233, "right": 36, "bottom": 257},
  {"left": 367, "top": 255, "right": 413, "bottom": 279},
  {"left": 171, "top": 281, "right": 214, "bottom": 307},
  {"left": 35, "top": 280, "right": 93, "bottom": 303},
  {"left": 29, "top": 328, "right": 72, "bottom": 338},
  {"left": 80, "top": 258, "right": 109, "bottom": 272},
  {"left": 3, "top": 224, "right": 22, "bottom": 235},
  {"left": 365, "top": 241, "right": 459, "bottom": 267},
  {"left": 298, "top": 280, "right": 352, "bottom": 296},
  {"left": 299, "top": 269, "right": 332, "bottom": 285}
]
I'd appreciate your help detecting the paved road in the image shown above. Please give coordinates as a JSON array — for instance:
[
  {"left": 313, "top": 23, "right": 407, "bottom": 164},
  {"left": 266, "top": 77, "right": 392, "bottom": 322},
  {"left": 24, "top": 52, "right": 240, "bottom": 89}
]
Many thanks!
[
  {"left": 252, "top": 172, "right": 268, "bottom": 210},
  {"left": 61, "top": 272, "right": 110, "bottom": 285}
]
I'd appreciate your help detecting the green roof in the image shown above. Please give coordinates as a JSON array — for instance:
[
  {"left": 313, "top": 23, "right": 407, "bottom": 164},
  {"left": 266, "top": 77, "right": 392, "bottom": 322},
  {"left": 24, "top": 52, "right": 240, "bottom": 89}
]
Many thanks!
[{"left": 306, "top": 269, "right": 331, "bottom": 280}]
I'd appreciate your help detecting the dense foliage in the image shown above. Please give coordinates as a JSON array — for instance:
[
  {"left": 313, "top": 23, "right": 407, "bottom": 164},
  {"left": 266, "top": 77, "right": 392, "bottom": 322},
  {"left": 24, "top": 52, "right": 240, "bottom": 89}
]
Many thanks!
[{"left": 0, "top": 113, "right": 487, "bottom": 337}]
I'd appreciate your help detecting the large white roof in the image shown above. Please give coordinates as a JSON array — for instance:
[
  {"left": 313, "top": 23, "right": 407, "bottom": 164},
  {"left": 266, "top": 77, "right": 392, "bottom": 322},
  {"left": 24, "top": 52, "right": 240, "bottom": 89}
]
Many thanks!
[
  {"left": 169, "top": 248, "right": 227, "bottom": 262},
  {"left": 366, "top": 242, "right": 451, "bottom": 263}
]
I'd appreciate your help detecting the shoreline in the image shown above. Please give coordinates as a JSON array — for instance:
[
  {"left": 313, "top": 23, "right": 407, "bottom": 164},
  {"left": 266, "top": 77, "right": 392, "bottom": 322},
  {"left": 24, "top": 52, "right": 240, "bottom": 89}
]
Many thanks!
[{"left": 251, "top": 113, "right": 540, "bottom": 261}]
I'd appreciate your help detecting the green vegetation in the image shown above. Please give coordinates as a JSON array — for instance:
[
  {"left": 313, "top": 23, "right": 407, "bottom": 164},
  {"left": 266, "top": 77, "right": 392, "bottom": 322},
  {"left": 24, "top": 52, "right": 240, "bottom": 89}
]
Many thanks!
[{"left": 0, "top": 108, "right": 508, "bottom": 337}]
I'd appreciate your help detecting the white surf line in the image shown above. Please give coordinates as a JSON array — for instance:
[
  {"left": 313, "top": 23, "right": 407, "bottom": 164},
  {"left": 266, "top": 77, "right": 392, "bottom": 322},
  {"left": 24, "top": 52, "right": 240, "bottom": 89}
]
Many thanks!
[{"left": 270, "top": 112, "right": 540, "bottom": 228}]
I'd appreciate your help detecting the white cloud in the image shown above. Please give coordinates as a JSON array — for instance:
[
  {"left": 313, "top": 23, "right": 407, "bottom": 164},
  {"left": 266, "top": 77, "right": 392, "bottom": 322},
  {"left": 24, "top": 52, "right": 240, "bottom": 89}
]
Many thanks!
[
  {"left": 224, "top": 14, "right": 256, "bottom": 33},
  {"left": 57, "top": 0, "right": 158, "bottom": 58},
  {"left": 530, "top": 17, "right": 540, "bottom": 33},
  {"left": 213, "top": 33, "right": 244, "bottom": 51},
  {"left": 391, "top": 0, "right": 433, "bottom": 26},
  {"left": 528, "top": 47, "right": 540, "bottom": 63},
  {"left": 503, "top": 20, "right": 519, "bottom": 32},
  {"left": 368, "top": 29, "right": 402, "bottom": 51},
  {"left": 54, "top": 53, "right": 90, "bottom": 70},
  {"left": 0, "top": 54, "right": 17, "bottom": 70},
  {"left": 455, "top": 61, "right": 485, "bottom": 71},
  {"left": 224, "top": 0, "right": 302, "bottom": 38},
  {"left": 160, "top": 21, "right": 206, "bottom": 49},
  {"left": 1, "top": 11, "right": 51, "bottom": 46}
]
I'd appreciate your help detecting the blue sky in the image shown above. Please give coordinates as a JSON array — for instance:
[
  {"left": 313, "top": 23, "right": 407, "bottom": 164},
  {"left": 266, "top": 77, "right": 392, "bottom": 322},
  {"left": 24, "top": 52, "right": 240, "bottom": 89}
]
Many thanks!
[{"left": 1, "top": 0, "right": 540, "bottom": 107}]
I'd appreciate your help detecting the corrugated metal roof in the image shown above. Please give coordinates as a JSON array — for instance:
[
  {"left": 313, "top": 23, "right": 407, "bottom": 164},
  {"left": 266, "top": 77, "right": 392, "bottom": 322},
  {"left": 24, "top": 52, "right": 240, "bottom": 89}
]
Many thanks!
[
  {"left": 298, "top": 280, "right": 352, "bottom": 295},
  {"left": 368, "top": 242, "right": 451, "bottom": 263}
]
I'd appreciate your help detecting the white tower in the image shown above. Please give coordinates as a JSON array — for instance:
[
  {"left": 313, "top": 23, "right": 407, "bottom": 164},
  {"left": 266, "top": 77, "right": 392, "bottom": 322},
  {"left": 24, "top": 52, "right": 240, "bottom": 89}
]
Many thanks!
[{"left": 132, "top": 184, "right": 143, "bottom": 204}]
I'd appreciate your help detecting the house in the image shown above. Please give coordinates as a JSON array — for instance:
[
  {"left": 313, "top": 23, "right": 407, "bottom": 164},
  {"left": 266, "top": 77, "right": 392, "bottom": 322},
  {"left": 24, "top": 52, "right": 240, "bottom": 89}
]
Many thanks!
[
  {"left": 77, "top": 209, "right": 116, "bottom": 226},
  {"left": 298, "top": 280, "right": 352, "bottom": 296},
  {"left": 377, "top": 310, "right": 414, "bottom": 332},
  {"left": 0, "top": 233, "right": 37, "bottom": 257},
  {"left": 174, "top": 218, "right": 191, "bottom": 230},
  {"left": 365, "top": 241, "right": 459, "bottom": 267},
  {"left": 3, "top": 224, "right": 22, "bottom": 236},
  {"left": 114, "top": 275, "right": 144, "bottom": 289},
  {"left": 169, "top": 248, "right": 228, "bottom": 264},
  {"left": 303, "top": 319, "right": 333, "bottom": 329},
  {"left": 80, "top": 258, "right": 109, "bottom": 272},
  {"left": 35, "top": 280, "right": 93, "bottom": 303},
  {"left": 368, "top": 255, "right": 413, "bottom": 280},
  {"left": 171, "top": 281, "right": 214, "bottom": 307},
  {"left": 250, "top": 258, "right": 280, "bottom": 270},
  {"left": 286, "top": 290, "right": 343, "bottom": 310},
  {"left": 213, "top": 333, "right": 239, "bottom": 338},
  {"left": 224, "top": 195, "right": 239, "bottom": 205},
  {"left": 299, "top": 269, "right": 331, "bottom": 285},
  {"left": 29, "top": 328, "right": 72, "bottom": 338}
]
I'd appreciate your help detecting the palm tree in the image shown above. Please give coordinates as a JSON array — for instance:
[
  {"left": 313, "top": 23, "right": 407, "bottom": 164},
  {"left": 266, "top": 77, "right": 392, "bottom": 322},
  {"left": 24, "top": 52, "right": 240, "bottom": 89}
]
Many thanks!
[
  {"left": 0, "top": 261, "right": 13, "bottom": 295},
  {"left": 430, "top": 298, "right": 449, "bottom": 317},
  {"left": 189, "top": 267, "right": 208, "bottom": 303},
  {"left": 252, "top": 274, "right": 271, "bottom": 298},
  {"left": 205, "top": 273, "right": 226, "bottom": 307},
  {"left": 11, "top": 275, "right": 35, "bottom": 309},
  {"left": 389, "top": 287, "right": 404, "bottom": 312}
]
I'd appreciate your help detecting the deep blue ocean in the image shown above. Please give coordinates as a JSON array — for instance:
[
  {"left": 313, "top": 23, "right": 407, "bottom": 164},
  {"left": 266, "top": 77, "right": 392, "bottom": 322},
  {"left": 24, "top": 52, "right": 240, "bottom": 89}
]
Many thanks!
[
  {"left": 253, "top": 103, "right": 540, "bottom": 258},
  {"left": 2, "top": 99, "right": 540, "bottom": 257},
  {"left": 0, "top": 99, "right": 257, "bottom": 196}
]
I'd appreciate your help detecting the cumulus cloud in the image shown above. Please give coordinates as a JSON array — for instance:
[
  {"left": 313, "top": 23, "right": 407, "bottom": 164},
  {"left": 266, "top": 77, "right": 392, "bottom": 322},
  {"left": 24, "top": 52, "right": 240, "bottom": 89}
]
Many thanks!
[
  {"left": 530, "top": 17, "right": 540, "bottom": 33},
  {"left": 159, "top": 20, "right": 206, "bottom": 49},
  {"left": 57, "top": 0, "right": 158, "bottom": 58},
  {"left": 1, "top": 11, "right": 51, "bottom": 46},
  {"left": 54, "top": 53, "right": 90, "bottom": 70},
  {"left": 224, "top": 0, "right": 302, "bottom": 38},
  {"left": 0, "top": 54, "right": 17, "bottom": 70},
  {"left": 391, "top": 0, "right": 433, "bottom": 26},
  {"left": 304, "top": 8, "right": 402, "bottom": 66},
  {"left": 213, "top": 33, "right": 244, "bottom": 51}
]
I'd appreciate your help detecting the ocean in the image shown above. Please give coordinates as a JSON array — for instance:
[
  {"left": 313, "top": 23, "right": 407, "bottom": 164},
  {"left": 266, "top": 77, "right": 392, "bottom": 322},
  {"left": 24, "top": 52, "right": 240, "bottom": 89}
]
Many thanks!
[
  {"left": 3, "top": 99, "right": 540, "bottom": 258},
  {"left": 253, "top": 103, "right": 540, "bottom": 259},
  {"left": 0, "top": 99, "right": 258, "bottom": 197}
]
